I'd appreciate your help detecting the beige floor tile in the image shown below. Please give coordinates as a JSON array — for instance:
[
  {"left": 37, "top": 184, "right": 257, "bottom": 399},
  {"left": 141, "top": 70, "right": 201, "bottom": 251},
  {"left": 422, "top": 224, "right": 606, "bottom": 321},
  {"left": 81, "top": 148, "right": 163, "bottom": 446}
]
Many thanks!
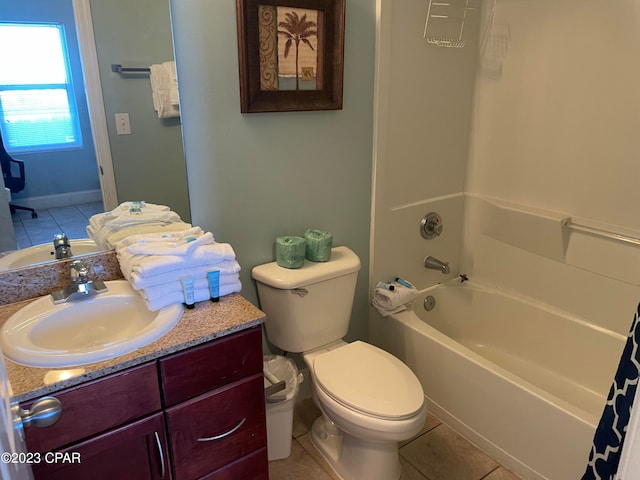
[
  {"left": 268, "top": 439, "right": 334, "bottom": 480},
  {"left": 400, "top": 457, "right": 430, "bottom": 480},
  {"left": 400, "top": 423, "right": 499, "bottom": 480},
  {"left": 400, "top": 412, "right": 442, "bottom": 447},
  {"left": 481, "top": 467, "right": 523, "bottom": 480}
]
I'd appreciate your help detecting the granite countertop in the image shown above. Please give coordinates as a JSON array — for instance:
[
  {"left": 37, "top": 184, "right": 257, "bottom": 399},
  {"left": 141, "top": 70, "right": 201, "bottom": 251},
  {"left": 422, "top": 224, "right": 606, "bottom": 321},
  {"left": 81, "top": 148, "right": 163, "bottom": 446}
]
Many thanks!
[{"left": 0, "top": 294, "right": 266, "bottom": 403}]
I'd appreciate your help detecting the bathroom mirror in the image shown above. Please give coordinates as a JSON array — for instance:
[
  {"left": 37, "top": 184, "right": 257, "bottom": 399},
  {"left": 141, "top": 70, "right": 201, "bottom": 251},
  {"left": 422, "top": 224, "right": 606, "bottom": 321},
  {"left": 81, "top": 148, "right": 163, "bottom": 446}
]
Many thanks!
[{"left": 0, "top": 0, "right": 190, "bottom": 271}]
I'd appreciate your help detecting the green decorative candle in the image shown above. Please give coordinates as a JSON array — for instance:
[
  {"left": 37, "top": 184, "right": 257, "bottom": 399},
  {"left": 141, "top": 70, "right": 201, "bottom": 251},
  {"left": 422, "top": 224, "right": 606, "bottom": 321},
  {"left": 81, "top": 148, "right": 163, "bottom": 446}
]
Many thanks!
[
  {"left": 304, "top": 229, "right": 333, "bottom": 262},
  {"left": 275, "top": 236, "right": 306, "bottom": 268}
]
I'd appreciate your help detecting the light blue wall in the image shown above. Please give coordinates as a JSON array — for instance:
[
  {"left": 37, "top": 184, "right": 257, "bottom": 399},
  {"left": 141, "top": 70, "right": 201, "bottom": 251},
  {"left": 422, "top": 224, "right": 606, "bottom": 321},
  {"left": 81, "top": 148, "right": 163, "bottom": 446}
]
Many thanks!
[
  {"left": 90, "top": 0, "right": 190, "bottom": 221},
  {"left": 0, "top": 0, "right": 99, "bottom": 199},
  {"left": 170, "top": 0, "right": 376, "bottom": 341}
]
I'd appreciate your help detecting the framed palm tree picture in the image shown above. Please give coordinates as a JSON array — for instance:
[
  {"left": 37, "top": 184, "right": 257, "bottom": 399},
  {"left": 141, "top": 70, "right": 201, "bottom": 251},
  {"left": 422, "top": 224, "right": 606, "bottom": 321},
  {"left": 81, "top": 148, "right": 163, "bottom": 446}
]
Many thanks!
[{"left": 236, "top": 0, "right": 345, "bottom": 113}]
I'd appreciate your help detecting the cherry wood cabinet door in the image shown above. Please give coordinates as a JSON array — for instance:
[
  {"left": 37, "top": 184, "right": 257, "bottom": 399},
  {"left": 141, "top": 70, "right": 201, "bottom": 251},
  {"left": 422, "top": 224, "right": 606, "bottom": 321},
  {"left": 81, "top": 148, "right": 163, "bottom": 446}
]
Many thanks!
[
  {"left": 31, "top": 412, "right": 169, "bottom": 480},
  {"left": 166, "top": 373, "right": 267, "bottom": 480}
]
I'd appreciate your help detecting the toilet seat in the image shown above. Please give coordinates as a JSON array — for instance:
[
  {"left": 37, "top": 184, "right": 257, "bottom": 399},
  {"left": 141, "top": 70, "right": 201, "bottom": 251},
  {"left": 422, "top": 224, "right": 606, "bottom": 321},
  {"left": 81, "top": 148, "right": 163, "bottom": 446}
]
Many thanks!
[{"left": 313, "top": 341, "right": 424, "bottom": 420}]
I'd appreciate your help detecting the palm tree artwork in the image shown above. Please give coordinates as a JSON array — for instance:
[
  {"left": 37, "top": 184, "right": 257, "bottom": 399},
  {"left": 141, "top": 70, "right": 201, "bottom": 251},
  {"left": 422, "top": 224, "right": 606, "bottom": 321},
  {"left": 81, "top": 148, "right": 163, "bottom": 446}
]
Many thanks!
[{"left": 277, "top": 8, "right": 318, "bottom": 90}]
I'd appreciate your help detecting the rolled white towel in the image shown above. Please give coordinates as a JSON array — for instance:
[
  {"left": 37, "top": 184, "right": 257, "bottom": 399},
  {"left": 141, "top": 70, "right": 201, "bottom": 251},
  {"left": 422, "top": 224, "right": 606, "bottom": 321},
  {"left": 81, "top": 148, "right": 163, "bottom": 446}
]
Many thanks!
[
  {"left": 141, "top": 280, "right": 242, "bottom": 311},
  {"left": 128, "top": 260, "right": 241, "bottom": 289},
  {"left": 371, "top": 284, "right": 418, "bottom": 317}
]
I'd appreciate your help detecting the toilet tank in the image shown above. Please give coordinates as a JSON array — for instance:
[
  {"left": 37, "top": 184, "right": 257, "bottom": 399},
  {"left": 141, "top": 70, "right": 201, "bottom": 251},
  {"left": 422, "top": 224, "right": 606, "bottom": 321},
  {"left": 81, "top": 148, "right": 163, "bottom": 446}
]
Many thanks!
[{"left": 251, "top": 246, "right": 361, "bottom": 353}]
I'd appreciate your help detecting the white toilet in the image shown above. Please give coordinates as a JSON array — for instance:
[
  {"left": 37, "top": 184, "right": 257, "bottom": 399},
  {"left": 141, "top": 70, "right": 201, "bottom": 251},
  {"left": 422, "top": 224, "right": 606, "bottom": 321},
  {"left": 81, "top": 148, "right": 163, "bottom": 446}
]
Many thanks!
[{"left": 252, "top": 246, "right": 426, "bottom": 480}]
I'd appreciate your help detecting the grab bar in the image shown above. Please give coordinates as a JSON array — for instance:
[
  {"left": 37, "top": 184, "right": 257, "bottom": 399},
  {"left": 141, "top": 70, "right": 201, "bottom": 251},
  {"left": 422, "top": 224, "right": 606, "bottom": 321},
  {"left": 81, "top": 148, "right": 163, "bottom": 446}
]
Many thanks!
[
  {"left": 562, "top": 219, "right": 640, "bottom": 247},
  {"left": 111, "top": 64, "right": 150, "bottom": 74}
]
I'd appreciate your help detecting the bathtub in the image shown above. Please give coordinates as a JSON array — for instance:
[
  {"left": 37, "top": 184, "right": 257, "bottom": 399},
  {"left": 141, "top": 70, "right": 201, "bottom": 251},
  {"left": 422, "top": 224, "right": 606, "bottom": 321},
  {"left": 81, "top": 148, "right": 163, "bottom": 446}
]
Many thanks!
[{"left": 369, "top": 280, "right": 626, "bottom": 480}]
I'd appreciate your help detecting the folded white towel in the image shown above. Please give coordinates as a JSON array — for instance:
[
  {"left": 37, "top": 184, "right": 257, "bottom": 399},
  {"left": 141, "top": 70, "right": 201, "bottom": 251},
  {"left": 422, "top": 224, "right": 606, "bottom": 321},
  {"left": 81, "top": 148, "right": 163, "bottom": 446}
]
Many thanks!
[
  {"left": 141, "top": 273, "right": 240, "bottom": 301},
  {"left": 124, "top": 232, "right": 214, "bottom": 256},
  {"left": 142, "top": 280, "right": 242, "bottom": 311},
  {"left": 103, "top": 210, "right": 182, "bottom": 232},
  {"left": 89, "top": 222, "right": 192, "bottom": 250},
  {"left": 371, "top": 284, "right": 418, "bottom": 317},
  {"left": 115, "top": 226, "right": 205, "bottom": 247},
  {"left": 117, "top": 242, "right": 236, "bottom": 279},
  {"left": 89, "top": 202, "right": 170, "bottom": 231},
  {"left": 128, "top": 260, "right": 241, "bottom": 289}
]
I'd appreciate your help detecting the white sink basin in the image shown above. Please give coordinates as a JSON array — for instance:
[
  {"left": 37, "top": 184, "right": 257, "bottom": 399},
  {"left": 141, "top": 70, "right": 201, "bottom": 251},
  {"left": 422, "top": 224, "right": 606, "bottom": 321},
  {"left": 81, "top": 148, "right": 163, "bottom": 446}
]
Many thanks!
[
  {"left": 0, "top": 281, "right": 183, "bottom": 368},
  {"left": 0, "top": 239, "right": 101, "bottom": 271}
]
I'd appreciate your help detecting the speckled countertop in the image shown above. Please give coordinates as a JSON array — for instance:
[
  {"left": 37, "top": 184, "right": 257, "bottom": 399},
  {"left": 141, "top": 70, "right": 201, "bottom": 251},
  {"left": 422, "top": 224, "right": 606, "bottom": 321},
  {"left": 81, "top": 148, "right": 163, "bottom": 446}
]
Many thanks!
[{"left": 0, "top": 294, "right": 265, "bottom": 403}]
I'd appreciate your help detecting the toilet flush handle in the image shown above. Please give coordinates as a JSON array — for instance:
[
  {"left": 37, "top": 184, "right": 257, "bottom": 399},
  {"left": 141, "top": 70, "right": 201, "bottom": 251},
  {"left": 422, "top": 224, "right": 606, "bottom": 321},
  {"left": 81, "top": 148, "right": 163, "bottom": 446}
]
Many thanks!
[{"left": 292, "top": 288, "right": 308, "bottom": 297}]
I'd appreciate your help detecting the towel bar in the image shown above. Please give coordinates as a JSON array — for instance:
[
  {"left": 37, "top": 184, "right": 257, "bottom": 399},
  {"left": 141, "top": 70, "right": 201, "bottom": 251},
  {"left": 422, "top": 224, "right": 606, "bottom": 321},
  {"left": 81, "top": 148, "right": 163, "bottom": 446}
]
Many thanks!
[{"left": 111, "top": 64, "right": 150, "bottom": 74}]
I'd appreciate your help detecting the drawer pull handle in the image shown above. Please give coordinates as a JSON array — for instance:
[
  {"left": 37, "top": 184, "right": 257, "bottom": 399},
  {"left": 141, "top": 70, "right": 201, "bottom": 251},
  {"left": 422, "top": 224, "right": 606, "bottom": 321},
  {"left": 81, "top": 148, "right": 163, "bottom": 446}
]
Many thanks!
[
  {"left": 154, "top": 431, "right": 166, "bottom": 478},
  {"left": 197, "top": 418, "right": 246, "bottom": 442}
]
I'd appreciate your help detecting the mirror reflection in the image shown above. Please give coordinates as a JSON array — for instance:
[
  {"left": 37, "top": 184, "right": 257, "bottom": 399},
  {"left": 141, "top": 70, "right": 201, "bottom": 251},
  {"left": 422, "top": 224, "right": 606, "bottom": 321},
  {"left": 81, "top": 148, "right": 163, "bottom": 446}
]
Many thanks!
[{"left": 0, "top": 0, "right": 191, "bottom": 271}]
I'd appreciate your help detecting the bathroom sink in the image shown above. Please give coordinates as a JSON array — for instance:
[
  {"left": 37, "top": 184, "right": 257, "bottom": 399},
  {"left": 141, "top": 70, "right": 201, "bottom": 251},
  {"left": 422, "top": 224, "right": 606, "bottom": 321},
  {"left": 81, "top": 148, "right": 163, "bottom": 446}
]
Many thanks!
[
  {"left": 0, "top": 280, "right": 183, "bottom": 368},
  {"left": 0, "top": 239, "right": 101, "bottom": 271}
]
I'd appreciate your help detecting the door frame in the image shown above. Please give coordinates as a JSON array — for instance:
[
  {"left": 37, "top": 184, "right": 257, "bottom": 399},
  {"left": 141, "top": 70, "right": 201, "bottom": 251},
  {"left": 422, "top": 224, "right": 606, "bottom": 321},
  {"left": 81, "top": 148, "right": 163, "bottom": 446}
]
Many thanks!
[{"left": 72, "top": 0, "right": 118, "bottom": 211}]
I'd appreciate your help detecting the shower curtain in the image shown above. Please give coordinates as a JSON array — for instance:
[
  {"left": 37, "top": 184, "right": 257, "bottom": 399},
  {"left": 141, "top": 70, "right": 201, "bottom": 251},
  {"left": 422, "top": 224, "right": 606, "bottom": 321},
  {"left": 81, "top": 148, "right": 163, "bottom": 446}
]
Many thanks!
[{"left": 582, "top": 303, "right": 640, "bottom": 480}]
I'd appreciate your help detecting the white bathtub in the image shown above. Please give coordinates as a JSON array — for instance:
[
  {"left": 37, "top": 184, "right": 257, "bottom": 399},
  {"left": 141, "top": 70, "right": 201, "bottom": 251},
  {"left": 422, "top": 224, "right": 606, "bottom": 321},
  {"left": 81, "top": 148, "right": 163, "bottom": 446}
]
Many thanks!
[{"left": 370, "top": 280, "right": 626, "bottom": 480}]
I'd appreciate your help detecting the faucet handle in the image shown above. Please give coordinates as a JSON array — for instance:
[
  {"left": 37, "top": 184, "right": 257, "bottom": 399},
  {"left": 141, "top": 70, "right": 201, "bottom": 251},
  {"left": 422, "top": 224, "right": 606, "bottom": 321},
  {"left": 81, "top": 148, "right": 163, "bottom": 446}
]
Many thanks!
[
  {"left": 70, "top": 260, "right": 90, "bottom": 283},
  {"left": 53, "top": 233, "right": 69, "bottom": 247}
]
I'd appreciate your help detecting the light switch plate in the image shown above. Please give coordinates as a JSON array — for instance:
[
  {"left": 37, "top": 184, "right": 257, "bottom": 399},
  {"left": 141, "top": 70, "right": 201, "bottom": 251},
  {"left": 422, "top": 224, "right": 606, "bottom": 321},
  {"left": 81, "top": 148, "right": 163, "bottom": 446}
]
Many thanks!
[{"left": 115, "top": 113, "right": 131, "bottom": 135}]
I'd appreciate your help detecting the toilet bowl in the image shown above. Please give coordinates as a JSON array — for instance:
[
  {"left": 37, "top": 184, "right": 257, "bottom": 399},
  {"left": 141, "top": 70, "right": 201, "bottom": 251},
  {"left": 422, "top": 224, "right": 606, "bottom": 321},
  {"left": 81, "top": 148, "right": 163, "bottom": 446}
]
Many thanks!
[
  {"left": 251, "top": 246, "right": 427, "bottom": 480},
  {"left": 303, "top": 340, "right": 426, "bottom": 480}
]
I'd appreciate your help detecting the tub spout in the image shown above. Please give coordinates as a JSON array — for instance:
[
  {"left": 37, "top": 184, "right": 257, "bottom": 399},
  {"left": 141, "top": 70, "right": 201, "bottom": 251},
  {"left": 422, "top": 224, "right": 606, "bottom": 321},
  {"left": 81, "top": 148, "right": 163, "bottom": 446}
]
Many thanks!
[{"left": 424, "top": 256, "right": 450, "bottom": 274}]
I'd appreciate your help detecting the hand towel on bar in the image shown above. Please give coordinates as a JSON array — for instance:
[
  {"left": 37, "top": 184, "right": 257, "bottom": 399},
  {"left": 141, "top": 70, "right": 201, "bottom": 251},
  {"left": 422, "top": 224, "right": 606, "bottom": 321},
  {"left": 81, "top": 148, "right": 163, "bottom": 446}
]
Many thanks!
[
  {"left": 128, "top": 260, "right": 241, "bottom": 289},
  {"left": 150, "top": 61, "right": 180, "bottom": 118},
  {"left": 371, "top": 284, "right": 418, "bottom": 317},
  {"left": 142, "top": 281, "right": 242, "bottom": 311},
  {"left": 117, "top": 242, "right": 237, "bottom": 279}
]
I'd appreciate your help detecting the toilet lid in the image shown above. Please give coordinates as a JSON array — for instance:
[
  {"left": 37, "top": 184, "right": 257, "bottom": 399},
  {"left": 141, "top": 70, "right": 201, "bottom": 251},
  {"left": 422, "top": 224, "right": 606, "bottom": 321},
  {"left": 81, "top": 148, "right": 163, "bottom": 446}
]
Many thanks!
[{"left": 313, "top": 341, "right": 424, "bottom": 420}]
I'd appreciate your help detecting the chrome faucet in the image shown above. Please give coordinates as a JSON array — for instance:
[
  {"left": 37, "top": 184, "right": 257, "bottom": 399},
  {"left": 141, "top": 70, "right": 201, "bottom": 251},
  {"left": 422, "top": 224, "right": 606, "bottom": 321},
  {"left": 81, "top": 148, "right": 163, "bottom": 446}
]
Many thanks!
[
  {"left": 50, "top": 260, "right": 108, "bottom": 304},
  {"left": 424, "top": 256, "right": 450, "bottom": 274},
  {"left": 53, "top": 233, "right": 73, "bottom": 260}
]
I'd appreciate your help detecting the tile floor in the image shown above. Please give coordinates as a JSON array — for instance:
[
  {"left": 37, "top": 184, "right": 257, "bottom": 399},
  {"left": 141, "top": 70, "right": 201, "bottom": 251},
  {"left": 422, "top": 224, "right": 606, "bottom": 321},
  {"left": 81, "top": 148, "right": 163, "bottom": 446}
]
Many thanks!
[
  {"left": 269, "top": 398, "right": 522, "bottom": 480},
  {"left": 11, "top": 201, "right": 104, "bottom": 249}
]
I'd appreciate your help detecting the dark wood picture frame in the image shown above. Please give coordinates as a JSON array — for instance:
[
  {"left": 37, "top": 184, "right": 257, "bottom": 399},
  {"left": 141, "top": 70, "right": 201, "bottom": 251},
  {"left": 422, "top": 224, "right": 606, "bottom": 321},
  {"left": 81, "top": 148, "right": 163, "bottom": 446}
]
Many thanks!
[{"left": 236, "top": 0, "right": 345, "bottom": 113}]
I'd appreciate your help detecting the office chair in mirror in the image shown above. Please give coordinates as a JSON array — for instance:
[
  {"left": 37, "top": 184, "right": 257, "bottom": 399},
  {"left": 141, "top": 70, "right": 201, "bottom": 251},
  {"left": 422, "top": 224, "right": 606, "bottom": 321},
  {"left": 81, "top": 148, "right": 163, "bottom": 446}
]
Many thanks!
[{"left": 0, "top": 131, "right": 37, "bottom": 219}]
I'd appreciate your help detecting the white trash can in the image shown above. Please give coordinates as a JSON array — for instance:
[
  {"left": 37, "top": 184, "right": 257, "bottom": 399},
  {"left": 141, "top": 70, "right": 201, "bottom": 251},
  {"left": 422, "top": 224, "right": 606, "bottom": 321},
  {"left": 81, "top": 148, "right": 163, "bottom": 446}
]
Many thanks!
[{"left": 263, "top": 354, "right": 302, "bottom": 461}]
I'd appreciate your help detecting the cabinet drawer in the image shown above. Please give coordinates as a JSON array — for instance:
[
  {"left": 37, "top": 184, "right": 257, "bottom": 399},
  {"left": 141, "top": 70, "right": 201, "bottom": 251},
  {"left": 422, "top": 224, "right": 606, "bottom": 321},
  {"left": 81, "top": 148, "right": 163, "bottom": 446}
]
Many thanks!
[
  {"left": 166, "top": 373, "right": 267, "bottom": 480},
  {"left": 159, "top": 326, "right": 262, "bottom": 406},
  {"left": 200, "top": 447, "right": 268, "bottom": 480},
  {"left": 25, "top": 362, "right": 161, "bottom": 453}
]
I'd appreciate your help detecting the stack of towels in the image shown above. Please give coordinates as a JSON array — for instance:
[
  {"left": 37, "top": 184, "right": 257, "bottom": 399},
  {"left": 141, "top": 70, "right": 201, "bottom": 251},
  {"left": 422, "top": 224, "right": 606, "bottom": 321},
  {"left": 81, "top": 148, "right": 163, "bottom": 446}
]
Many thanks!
[
  {"left": 115, "top": 226, "right": 242, "bottom": 311},
  {"left": 87, "top": 202, "right": 190, "bottom": 250},
  {"left": 371, "top": 280, "right": 418, "bottom": 317}
]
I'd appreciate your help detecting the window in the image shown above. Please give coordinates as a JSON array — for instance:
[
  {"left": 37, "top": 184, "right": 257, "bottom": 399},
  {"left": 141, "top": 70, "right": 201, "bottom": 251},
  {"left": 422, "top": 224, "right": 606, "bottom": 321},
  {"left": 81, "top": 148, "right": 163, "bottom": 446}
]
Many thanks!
[{"left": 0, "top": 23, "right": 83, "bottom": 153}]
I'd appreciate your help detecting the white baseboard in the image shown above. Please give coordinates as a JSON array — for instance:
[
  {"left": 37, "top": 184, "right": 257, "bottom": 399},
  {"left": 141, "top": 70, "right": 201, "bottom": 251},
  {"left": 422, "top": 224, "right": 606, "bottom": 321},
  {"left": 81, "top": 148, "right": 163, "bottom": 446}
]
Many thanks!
[{"left": 13, "top": 190, "right": 102, "bottom": 210}]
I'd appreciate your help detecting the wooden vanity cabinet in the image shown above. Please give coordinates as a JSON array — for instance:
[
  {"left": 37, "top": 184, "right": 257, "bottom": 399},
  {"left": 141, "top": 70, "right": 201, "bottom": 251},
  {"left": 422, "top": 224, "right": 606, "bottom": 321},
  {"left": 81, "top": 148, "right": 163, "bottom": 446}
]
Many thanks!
[{"left": 23, "top": 325, "right": 268, "bottom": 480}]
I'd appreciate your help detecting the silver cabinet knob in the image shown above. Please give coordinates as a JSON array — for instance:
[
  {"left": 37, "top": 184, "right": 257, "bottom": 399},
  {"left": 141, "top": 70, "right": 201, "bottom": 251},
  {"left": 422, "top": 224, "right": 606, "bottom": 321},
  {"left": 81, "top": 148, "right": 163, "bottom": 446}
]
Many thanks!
[{"left": 20, "top": 396, "right": 62, "bottom": 428}]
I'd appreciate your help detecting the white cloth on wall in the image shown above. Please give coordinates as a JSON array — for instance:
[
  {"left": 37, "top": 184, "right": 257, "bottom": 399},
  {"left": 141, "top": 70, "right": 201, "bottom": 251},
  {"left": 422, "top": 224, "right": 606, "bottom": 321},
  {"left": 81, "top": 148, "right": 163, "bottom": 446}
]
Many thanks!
[{"left": 150, "top": 61, "right": 180, "bottom": 118}]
